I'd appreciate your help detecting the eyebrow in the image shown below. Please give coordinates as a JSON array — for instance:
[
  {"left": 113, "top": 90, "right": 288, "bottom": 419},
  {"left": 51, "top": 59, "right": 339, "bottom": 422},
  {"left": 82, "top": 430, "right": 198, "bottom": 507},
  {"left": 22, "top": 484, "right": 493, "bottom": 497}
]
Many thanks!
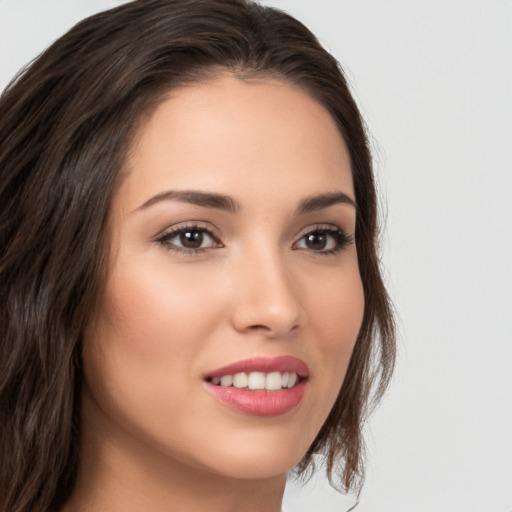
[
  {"left": 136, "top": 190, "right": 356, "bottom": 214},
  {"left": 137, "top": 190, "right": 240, "bottom": 212},
  {"left": 296, "top": 192, "right": 357, "bottom": 214}
]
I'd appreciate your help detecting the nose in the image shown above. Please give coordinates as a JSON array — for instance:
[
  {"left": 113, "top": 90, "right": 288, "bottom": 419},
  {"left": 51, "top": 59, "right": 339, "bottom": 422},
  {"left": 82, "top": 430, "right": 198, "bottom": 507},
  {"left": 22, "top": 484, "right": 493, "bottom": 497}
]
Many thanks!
[{"left": 229, "top": 248, "right": 303, "bottom": 338}]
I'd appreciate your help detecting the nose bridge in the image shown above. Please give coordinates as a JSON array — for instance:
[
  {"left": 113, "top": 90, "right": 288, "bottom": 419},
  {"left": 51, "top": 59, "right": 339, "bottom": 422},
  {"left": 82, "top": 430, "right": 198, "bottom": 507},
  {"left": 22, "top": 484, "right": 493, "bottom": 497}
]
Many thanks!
[{"left": 230, "top": 239, "right": 302, "bottom": 336}]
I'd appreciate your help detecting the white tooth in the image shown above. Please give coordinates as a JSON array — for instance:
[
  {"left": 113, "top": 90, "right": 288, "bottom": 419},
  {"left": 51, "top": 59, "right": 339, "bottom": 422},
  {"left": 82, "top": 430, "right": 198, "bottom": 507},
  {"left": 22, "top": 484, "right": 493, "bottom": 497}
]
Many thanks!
[
  {"left": 281, "top": 372, "right": 289, "bottom": 388},
  {"left": 233, "top": 372, "right": 248, "bottom": 388},
  {"left": 220, "top": 375, "right": 233, "bottom": 387},
  {"left": 265, "top": 371, "right": 283, "bottom": 390},
  {"left": 211, "top": 377, "right": 221, "bottom": 385},
  {"left": 248, "top": 372, "right": 265, "bottom": 390},
  {"left": 287, "top": 373, "right": 298, "bottom": 388}
]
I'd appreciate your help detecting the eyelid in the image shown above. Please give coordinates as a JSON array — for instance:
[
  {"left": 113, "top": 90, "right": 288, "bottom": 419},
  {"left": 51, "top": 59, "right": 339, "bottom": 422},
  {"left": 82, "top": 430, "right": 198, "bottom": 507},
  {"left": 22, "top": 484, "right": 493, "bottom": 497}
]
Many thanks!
[
  {"left": 154, "top": 222, "right": 223, "bottom": 253},
  {"left": 294, "top": 222, "right": 352, "bottom": 240},
  {"left": 153, "top": 221, "right": 354, "bottom": 256},
  {"left": 292, "top": 223, "right": 354, "bottom": 253}
]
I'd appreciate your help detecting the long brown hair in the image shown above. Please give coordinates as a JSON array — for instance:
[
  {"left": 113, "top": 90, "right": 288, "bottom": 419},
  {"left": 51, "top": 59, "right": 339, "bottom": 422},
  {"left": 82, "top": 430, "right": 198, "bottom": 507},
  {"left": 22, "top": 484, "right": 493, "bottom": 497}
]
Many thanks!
[{"left": 0, "top": 1, "right": 395, "bottom": 510}]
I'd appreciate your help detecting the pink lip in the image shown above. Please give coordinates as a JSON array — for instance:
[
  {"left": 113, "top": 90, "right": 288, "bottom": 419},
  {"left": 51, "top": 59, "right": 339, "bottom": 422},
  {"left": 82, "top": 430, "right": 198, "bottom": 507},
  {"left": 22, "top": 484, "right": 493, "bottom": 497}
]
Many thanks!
[{"left": 203, "top": 356, "right": 309, "bottom": 417}]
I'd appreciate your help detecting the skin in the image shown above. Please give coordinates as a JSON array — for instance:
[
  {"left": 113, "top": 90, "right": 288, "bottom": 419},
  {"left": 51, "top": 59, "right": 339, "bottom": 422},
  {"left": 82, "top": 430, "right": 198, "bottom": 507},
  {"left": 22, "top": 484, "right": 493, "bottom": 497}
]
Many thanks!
[{"left": 66, "top": 75, "right": 365, "bottom": 512}]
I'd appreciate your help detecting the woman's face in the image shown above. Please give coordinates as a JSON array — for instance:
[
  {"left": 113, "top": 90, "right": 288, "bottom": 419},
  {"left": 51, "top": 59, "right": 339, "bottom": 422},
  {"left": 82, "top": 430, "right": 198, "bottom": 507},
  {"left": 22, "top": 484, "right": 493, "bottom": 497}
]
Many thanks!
[{"left": 83, "top": 75, "right": 364, "bottom": 481}]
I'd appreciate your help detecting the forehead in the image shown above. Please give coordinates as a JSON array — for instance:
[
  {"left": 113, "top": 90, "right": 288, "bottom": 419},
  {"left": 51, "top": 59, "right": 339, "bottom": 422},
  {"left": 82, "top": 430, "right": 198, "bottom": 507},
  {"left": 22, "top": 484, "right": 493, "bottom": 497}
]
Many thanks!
[{"left": 119, "top": 75, "right": 353, "bottom": 211}]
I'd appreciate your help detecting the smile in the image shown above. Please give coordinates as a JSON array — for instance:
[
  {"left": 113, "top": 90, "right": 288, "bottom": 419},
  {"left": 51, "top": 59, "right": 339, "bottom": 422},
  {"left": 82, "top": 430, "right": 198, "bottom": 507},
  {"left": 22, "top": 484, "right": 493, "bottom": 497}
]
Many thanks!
[
  {"left": 203, "top": 356, "right": 308, "bottom": 416},
  {"left": 209, "top": 371, "right": 299, "bottom": 390}
]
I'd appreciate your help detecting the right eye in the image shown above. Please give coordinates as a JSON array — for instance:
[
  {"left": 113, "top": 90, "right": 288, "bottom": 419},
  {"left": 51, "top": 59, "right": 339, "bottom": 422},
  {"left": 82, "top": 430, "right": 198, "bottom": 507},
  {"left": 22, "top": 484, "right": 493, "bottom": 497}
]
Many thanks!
[{"left": 156, "top": 225, "right": 222, "bottom": 254}]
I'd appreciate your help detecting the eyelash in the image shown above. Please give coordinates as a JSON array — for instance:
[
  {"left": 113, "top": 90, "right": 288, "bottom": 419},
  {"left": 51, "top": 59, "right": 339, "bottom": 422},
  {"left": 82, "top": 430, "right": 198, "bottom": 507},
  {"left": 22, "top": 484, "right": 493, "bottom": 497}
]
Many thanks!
[
  {"left": 155, "top": 224, "right": 354, "bottom": 256},
  {"left": 294, "top": 226, "right": 354, "bottom": 256},
  {"left": 155, "top": 223, "right": 222, "bottom": 255}
]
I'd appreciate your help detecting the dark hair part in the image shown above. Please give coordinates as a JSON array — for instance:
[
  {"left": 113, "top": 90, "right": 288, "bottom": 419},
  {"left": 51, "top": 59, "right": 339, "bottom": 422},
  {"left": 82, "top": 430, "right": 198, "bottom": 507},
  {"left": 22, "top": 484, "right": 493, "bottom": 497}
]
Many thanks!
[{"left": 0, "top": 0, "right": 395, "bottom": 510}]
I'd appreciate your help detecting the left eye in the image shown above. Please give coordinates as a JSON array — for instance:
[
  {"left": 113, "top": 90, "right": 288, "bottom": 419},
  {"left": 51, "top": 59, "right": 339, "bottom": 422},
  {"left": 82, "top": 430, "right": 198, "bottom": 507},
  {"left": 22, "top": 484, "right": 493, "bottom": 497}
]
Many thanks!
[
  {"left": 157, "top": 227, "right": 219, "bottom": 251},
  {"left": 294, "top": 228, "right": 348, "bottom": 252}
]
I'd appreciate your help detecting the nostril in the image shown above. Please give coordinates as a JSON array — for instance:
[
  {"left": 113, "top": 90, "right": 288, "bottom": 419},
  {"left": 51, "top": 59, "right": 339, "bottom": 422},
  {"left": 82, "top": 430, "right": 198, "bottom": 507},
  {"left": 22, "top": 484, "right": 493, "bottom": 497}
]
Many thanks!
[{"left": 247, "top": 324, "right": 270, "bottom": 331}]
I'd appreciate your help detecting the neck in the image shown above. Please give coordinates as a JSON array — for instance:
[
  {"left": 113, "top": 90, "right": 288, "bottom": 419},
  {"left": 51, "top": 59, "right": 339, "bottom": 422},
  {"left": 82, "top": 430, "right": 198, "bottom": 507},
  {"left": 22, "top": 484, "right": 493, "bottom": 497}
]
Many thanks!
[{"left": 64, "top": 406, "right": 286, "bottom": 512}]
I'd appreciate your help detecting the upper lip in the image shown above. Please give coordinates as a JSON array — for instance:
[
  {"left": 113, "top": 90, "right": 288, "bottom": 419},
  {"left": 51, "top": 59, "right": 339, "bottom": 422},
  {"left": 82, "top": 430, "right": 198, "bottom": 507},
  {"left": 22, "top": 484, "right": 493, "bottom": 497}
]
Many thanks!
[{"left": 204, "top": 356, "right": 309, "bottom": 380}]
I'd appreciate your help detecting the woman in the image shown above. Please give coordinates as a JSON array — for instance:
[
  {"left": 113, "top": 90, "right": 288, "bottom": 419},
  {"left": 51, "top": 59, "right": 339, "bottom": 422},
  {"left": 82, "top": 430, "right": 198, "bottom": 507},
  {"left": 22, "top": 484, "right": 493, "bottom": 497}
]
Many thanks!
[{"left": 0, "top": 1, "right": 395, "bottom": 511}]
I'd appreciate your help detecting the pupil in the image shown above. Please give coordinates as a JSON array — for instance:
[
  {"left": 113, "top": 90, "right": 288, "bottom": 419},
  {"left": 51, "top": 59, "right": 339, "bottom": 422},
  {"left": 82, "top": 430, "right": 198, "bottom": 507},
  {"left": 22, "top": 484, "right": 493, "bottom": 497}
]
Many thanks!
[
  {"left": 180, "top": 230, "right": 203, "bottom": 248},
  {"left": 306, "top": 232, "right": 326, "bottom": 250}
]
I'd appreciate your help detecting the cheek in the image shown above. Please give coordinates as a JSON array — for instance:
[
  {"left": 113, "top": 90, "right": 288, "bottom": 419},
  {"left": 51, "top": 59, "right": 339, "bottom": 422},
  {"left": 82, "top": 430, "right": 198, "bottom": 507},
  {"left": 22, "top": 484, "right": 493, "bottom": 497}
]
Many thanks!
[
  {"left": 307, "top": 264, "right": 365, "bottom": 355},
  {"left": 302, "top": 263, "right": 365, "bottom": 407},
  {"left": 82, "top": 261, "right": 220, "bottom": 419},
  {"left": 95, "top": 260, "right": 220, "bottom": 361}
]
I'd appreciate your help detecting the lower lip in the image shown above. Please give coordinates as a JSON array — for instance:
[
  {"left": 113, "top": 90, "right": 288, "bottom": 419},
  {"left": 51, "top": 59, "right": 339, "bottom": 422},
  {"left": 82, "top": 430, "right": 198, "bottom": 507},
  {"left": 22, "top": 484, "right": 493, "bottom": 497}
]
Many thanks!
[{"left": 204, "top": 380, "right": 306, "bottom": 417}]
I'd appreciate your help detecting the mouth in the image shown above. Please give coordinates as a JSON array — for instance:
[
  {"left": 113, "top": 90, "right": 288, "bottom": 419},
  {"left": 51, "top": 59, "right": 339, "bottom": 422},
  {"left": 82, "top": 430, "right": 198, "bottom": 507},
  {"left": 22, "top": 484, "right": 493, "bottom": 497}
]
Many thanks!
[
  {"left": 203, "top": 356, "right": 308, "bottom": 416},
  {"left": 206, "top": 371, "right": 301, "bottom": 391}
]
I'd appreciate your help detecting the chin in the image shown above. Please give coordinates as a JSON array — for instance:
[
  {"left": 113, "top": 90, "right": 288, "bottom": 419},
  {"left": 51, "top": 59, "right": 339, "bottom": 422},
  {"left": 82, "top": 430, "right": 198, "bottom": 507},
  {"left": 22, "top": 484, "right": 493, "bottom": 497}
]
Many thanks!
[
  {"left": 179, "top": 423, "right": 312, "bottom": 481},
  {"left": 205, "top": 450, "right": 302, "bottom": 481}
]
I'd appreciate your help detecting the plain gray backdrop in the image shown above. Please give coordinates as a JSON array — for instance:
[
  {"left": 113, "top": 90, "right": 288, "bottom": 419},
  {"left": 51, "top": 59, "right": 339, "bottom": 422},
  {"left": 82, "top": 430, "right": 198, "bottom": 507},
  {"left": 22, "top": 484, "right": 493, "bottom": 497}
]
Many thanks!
[{"left": 1, "top": 1, "right": 511, "bottom": 511}]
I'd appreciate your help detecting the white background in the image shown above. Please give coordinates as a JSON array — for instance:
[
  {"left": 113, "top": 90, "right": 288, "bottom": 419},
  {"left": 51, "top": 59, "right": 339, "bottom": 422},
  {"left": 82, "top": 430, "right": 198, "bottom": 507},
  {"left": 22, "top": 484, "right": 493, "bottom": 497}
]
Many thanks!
[{"left": 1, "top": 1, "right": 511, "bottom": 511}]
